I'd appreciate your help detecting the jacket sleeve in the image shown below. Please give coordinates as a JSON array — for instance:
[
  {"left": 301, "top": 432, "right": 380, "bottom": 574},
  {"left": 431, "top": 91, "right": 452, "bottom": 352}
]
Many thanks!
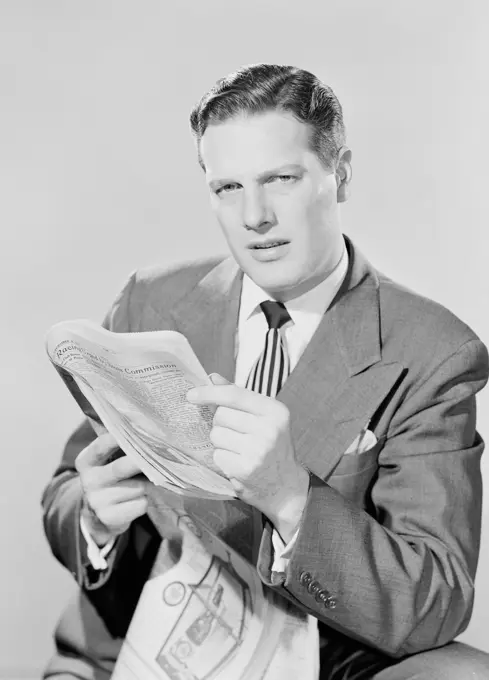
[
  {"left": 41, "top": 272, "right": 161, "bottom": 637},
  {"left": 257, "top": 338, "right": 489, "bottom": 657},
  {"left": 42, "top": 588, "right": 121, "bottom": 680}
]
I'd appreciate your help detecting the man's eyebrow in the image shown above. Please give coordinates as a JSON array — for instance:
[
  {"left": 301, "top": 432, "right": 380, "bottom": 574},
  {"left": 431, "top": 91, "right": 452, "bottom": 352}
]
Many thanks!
[
  {"left": 208, "top": 164, "right": 305, "bottom": 190},
  {"left": 257, "top": 164, "right": 305, "bottom": 180}
]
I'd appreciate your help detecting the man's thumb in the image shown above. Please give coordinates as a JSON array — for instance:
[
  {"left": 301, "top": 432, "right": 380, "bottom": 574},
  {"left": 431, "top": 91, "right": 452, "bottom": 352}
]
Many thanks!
[{"left": 209, "top": 373, "right": 231, "bottom": 386}]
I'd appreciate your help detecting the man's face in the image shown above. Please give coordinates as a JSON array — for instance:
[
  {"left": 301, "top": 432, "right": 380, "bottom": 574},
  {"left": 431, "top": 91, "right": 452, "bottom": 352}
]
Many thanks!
[{"left": 200, "top": 110, "right": 350, "bottom": 301}]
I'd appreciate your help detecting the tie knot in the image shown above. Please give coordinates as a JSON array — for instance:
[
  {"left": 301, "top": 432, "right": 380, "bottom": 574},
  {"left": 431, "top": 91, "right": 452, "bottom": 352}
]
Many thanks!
[{"left": 260, "top": 300, "right": 291, "bottom": 330}]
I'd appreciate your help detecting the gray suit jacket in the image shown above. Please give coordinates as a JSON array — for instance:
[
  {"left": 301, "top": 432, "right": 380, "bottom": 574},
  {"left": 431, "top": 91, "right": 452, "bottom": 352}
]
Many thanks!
[{"left": 42, "top": 237, "right": 489, "bottom": 677}]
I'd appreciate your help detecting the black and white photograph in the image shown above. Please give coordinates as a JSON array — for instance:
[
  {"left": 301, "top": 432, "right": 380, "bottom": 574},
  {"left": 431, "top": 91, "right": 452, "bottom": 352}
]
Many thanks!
[{"left": 1, "top": 2, "right": 488, "bottom": 678}]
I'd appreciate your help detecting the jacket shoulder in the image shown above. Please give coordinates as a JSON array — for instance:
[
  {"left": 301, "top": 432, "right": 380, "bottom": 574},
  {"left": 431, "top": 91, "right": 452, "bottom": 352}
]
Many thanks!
[
  {"left": 107, "top": 255, "right": 227, "bottom": 332},
  {"left": 133, "top": 255, "right": 225, "bottom": 298},
  {"left": 377, "top": 272, "right": 486, "bottom": 369}
]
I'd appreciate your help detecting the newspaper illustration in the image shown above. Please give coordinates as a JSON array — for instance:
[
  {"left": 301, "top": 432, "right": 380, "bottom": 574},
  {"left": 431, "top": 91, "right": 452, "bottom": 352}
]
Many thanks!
[
  {"left": 45, "top": 320, "right": 236, "bottom": 499},
  {"left": 112, "top": 496, "right": 320, "bottom": 680}
]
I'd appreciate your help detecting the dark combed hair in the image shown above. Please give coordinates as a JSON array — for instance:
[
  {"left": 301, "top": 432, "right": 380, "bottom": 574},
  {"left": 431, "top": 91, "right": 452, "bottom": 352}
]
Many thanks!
[{"left": 190, "top": 63, "right": 346, "bottom": 168}]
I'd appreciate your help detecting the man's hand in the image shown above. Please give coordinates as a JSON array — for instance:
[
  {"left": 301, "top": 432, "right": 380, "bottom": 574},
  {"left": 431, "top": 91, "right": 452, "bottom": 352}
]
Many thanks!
[
  {"left": 75, "top": 432, "right": 151, "bottom": 547},
  {"left": 187, "top": 375, "right": 309, "bottom": 542}
]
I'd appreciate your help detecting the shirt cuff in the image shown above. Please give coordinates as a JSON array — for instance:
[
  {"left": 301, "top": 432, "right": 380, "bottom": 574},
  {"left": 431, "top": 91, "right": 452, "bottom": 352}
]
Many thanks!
[
  {"left": 80, "top": 515, "right": 116, "bottom": 570},
  {"left": 270, "top": 526, "right": 300, "bottom": 572}
]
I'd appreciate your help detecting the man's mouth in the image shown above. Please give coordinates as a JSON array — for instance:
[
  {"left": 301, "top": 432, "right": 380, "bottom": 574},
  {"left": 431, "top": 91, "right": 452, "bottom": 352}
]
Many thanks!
[{"left": 249, "top": 240, "right": 289, "bottom": 250}]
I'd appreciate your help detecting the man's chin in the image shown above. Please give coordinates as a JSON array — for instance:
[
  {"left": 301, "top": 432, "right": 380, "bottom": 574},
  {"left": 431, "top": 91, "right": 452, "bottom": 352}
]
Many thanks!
[{"left": 243, "top": 265, "right": 301, "bottom": 298}]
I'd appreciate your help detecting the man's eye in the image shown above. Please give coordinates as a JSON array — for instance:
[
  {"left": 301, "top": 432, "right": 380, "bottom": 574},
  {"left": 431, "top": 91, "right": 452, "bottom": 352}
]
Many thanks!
[
  {"left": 269, "top": 175, "right": 296, "bottom": 184},
  {"left": 216, "top": 184, "right": 240, "bottom": 196}
]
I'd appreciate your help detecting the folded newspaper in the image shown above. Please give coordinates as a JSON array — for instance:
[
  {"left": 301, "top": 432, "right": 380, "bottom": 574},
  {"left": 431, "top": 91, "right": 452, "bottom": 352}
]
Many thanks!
[
  {"left": 46, "top": 319, "right": 237, "bottom": 499},
  {"left": 46, "top": 319, "right": 320, "bottom": 679}
]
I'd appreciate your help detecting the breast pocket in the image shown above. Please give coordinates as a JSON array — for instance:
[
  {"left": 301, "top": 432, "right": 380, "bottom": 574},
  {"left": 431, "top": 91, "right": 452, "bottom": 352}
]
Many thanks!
[{"left": 326, "top": 438, "right": 384, "bottom": 507}]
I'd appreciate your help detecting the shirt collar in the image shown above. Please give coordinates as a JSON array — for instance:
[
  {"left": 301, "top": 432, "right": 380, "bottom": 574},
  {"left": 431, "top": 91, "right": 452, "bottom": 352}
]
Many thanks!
[{"left": 238, "top": 243, "right": 349, "bottom": 326}]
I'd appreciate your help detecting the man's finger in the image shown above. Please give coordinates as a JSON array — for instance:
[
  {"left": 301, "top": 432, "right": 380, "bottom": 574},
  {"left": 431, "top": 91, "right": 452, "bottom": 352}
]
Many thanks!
[
  {"left": 97, "top": 497, "right": 149, "bottom": 530},
  {"left": 187, "top": 384, "right": 269, "bottom": 414},
  {"left": 105, "top": 455, "right": 145, "bottom": 484},
  {"left": 210, "top": 425, "right": 249, "bottom": 455},
  {"left": 92, "top": 477, "right": 150, "bottom": 506},
  {"left": 76, "top": 433, "right": 120, "bottom": 471},
  {"left": 213, "top": 406, "right": 258, "bottom": 433},
  {"left": 213, "top": 447, "right": 245, "bottom": 479},
  {"left": 209, "top": 373, "right": 232, "bottom": 386}
]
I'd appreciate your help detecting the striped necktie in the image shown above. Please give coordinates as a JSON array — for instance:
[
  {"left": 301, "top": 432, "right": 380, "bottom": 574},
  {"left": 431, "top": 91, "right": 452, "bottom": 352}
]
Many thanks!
[{"left": 246, "top": 300, "right": 292, "bottom": 397}]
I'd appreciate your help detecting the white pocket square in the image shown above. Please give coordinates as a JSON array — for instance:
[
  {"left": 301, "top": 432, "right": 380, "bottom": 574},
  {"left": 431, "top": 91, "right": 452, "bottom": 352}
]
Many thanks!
[{"left": 344, "top": 428, "right": 378, "bottom": 455}]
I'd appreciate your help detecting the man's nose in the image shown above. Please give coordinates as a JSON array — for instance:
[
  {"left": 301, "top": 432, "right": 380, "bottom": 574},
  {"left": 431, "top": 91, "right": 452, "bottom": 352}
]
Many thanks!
[{"left": 242, "top": 188, "right": 274, "bottom": 230}]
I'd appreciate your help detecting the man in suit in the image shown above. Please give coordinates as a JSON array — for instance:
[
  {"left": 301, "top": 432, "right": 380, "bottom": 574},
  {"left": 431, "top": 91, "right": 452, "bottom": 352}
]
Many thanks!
[{"left": 42, "top": 64, "right": 489, "bottom": 679}]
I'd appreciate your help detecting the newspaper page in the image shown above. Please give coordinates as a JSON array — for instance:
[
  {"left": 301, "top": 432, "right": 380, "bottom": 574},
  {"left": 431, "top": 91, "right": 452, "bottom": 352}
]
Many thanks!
[
  {"left": 112, "top": 495, "right": 320, "bottom": 680},
  {"left": 46, "top": 320, "right": 236, "bottom": 499}
]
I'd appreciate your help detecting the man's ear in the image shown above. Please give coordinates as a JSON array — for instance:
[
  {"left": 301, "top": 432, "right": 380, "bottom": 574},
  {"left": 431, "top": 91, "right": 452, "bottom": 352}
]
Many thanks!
[{"left": 335, "top": 146, "right": 352, "bottom": 203}]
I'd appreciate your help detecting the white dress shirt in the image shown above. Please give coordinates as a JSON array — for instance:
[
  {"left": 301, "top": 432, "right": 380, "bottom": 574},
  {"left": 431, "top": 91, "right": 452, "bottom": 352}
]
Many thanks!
[{"left": 83, "top": 244, "right": 349, "bottom": 571}]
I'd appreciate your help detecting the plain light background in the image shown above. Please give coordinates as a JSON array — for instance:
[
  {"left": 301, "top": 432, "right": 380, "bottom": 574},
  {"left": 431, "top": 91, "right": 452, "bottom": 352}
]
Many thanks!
[{"left": 1, "top": 1, "right": 488, "bottom": 677}]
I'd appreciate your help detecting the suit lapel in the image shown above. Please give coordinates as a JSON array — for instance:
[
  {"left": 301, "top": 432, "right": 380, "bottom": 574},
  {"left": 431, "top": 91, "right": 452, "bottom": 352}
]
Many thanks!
[
  {"left": 169, "top": 257, "right": 242, "bottom": 381},
  {"left": 277, "top": 238, "right": 404, "bottom": 481}
]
